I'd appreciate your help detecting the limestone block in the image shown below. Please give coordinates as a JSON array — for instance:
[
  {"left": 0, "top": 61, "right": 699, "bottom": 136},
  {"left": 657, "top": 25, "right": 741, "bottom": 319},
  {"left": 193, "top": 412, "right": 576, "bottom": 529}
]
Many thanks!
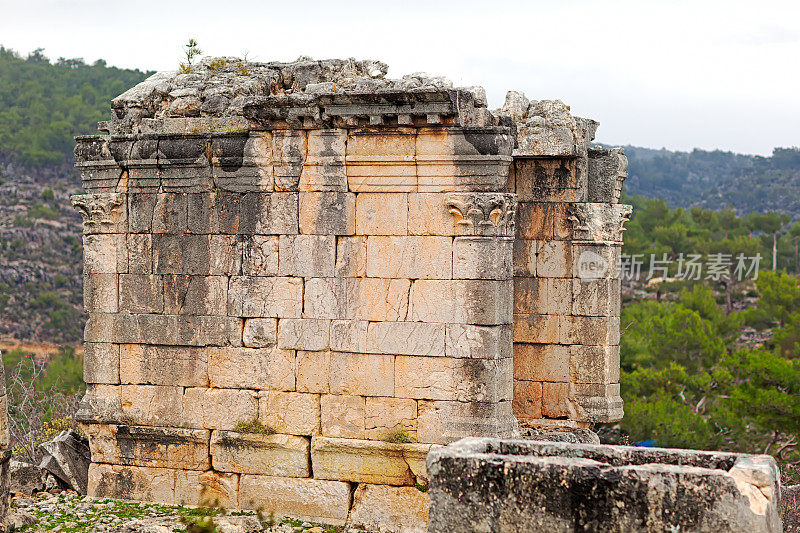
[
  {"left": 153, "top": 234, "right": 210, "bottom": 274},
  {"left": 278, "top": 318, "right": 330, "bottom": 351},
  {"left": 572, "top": 278, "right": 621, "bottom": 317},
  {"left": 209, "top": 235, "right": 243, "bottom": 276},
  {"left": 83, "top": 234, "right": 126, "bottom": 274},
  {"left": 241, "top": 235, "right": 279, "bottom": 276},
  {"left": 208, "top": 347, "right": 295, "bottom": 390},
  {"left": 572, "top": 244, "right": 620, "bottom": 280},
  {"left": 127, "top": 234, "right": 153, "bottom": 274},
  {"left": 211, "top": 431, "right": 310, "bottom": 477},
  {"left": 366, "top": 321, "right": 445, "bottom": 357},
  {"left": 334, "top": 236, "right": 367, "bottom": 277},
  {"left": 569, "top": 382, "right": 623, "bottom": 422},
  {"left": 330, "top": 352, "right": 395, "bottom": 397},
  {"left": 312, "top": 437, "right": 434, "bottom": 485},
  {"left": 176, "top": 315, "right": 243, "bottom": 347},
  {"left": 120, "top": 385, "right": 183, "bottom": 426},
  {"left": 513, "top": 343, "right": 569, "bottom": 382},
  {"left": 355, "top": 278, "right": 411, "bottom": 321},
  {"left": 542, "top": 382, "right": 570, "bottom": 418},
  {"left": 174, "top": 469, "right": 239, "bottom": 508},
  {"left": 513, "top": 277, "right": 546, "bottom": 315},
  {"left": 238, "top": 475, "right": 351, "bottom": 526},
  {"left": 452, "top": 236, "right": 512, "bottom": 280},
  {"left": 182, "top": 388, "right": 258, "bottom": 430},
  {"left": 272, "top": 130, "right": 306, "bottom": 191},
  {"left": 242, "top": 318, "right": 278, "bottom": 347},
  {"left": 120, "top": 344, "right": 208, "bottom": 387},
  {"left": 512, "top": 380, "right": 543, "bottom": 419},
  {"left": 151, "top": 193, "right": 188, "bottom": 234},
  {"left": 88, "top": 463, "right": 174, "bottom": 504},
  {"left": 118, "top": 274, "right": 162, "bottom": 314},
  {"left": 249, "top": 192, "right": 299, "bottom": 235},
  {"left": 298, "top": 192, "right": 355, "bottom": 235},
  {"left": 408, "top": 193, "right": 457, "bottom": 236},
  {"left": 355, "top": 193, "right": 408, "bottom": 235},
  {"left": 513, "top": 313, "right": 560, "bottom": 344},
  {"left": 296, "top": 351, "right": 331, "bottom": 393},
  {"left": 128, "top": 193, "right": 158, "bottom": 233},
  {"left": 348, "top": 483, "right": 429, "bottom": 533},
  {"left": 304, "top": 278, "right": 410, "bottom": 321},
  {"left": 84, "top": 312, "right": 116, "bottom": 343},
  {"left": 83, "top": 343, "right": 120, "bottom": 384},
  {"left": 346, "top": 132, "right": 416, "bottom": 192},
  {"left": 395, "top": 356, "right": 512, "bottom": 402},
  {"left": 320, "top": 394, "right": 365, "bottom": 439},
  {"left": 84, "top": 273, "right": 118, "bottom": 313},
  {"left": 211, "top": 132, "right": 272, "bottom": 192},
  {"left": 513, "top": 239, "right": 536, "bottom": 276},
  {"left": 445, "top": 192, "right": 516, "bottom": 237},
  {"left": 278, "top": 235, "right": 336, "bottom": 277},
  {"left": 570, "top": 345, "right": 620, "bottom": 384},
  {"left": 366, "top": 236, "right": 452, "bottom": 279},
  {"left": 536, "top": 239, "right": 572, "bottom": 278},
  {"left": 76, "top": 384, "right": 123, "bottom": 424},
  {"left": 416, "top": 400, "right": 518, "bottom": 445},
  {"left": 72, "top": 192, "right": 127, "bottom": 233},
  {"left": 588, "top": 148, "right": 627, "bottom": 203},
  {"left": 516, "top": 202, "right": 554, "bottom": 240},
  {"left": 227, "top": 276, "right": 303, "bottom": 318},
  {"left": 330, "top": 320, "right": 369, "bottom": 352},
  {"left": 85, "top": 424, "right": 210, "bottom": 470},
  {"left": 409, "top": 279, "right": 512, "bottom": 325},
  {"left": 444, "top": 324, "right": 512, "bottom": 359},
  {"left": 166, "top": 275, "right": 227, "bottom": 315},
  {"left": 259, "top": 391, "right": 321, "bottom": 436},
  {"left": 560, "top": 315, "right": 620, "bottom": 346},
  {"left": 365, "top": 397, "right": 417, "bottom": 440},
  {"left": 301, "top": 129, "right": 347, "bottom": 191},
  {"left": 514, "top": 158, "right": 579, "bottom": 199},
  {"left": 543, "top": 278, "right": 572, "bottom": 315}
]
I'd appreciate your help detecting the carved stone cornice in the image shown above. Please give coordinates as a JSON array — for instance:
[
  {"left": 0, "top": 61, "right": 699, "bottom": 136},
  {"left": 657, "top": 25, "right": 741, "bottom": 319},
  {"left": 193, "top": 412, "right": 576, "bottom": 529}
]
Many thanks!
[
  {"left": 71, "top": 193, "right": 126, "bottom": 233},
  {"left": 445, "top": 193, "right": 517, "bottom": 236}
]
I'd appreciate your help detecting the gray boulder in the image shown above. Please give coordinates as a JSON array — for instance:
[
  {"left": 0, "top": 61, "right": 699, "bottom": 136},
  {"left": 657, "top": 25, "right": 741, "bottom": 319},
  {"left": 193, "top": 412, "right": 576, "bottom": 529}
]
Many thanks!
[
  {"left": 38, "top": 430, "right": 90, "bottom": 494},
  {"left": 9, "top": 460, "right": 45, "bottom": 494},
  {"left": 428, "top": 438, "right": 783, "bottom": 532},
  {"left": 520, "top": 427, "right": 600, "bottom": 444}
]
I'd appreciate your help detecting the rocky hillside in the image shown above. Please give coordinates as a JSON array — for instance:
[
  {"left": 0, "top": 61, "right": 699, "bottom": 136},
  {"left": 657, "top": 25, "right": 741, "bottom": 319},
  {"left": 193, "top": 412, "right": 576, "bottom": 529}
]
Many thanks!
[{"left": 0, "top": 160, "right": 84, "bottom": 342}]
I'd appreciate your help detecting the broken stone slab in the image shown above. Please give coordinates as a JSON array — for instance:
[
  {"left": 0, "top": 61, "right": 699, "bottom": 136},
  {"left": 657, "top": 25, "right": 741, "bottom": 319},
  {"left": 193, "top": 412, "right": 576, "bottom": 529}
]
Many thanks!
[
  {"left": 38, "top": 430, "right": 91, "bottom": 494},
  {"left": 9, "top": 460, "right": 46, "bottom": 495},
  {"left": 428, "top": 438, "right": 782, "bottom": 533},
  {"left": 520, "top": 427, "right": 600, "bottom": 445}
]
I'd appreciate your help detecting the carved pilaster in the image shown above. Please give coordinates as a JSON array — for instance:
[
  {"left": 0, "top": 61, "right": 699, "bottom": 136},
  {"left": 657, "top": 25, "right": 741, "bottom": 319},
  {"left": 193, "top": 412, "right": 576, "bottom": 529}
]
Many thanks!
[
  {"left": 71, "top": 193, "right": 126, "bottom": 234},
  {"left": 567, "top": 203, "right": 632, "bottom": 244},
  {"left": 445, "top": 193, "right": 517, "bottom": 237}
]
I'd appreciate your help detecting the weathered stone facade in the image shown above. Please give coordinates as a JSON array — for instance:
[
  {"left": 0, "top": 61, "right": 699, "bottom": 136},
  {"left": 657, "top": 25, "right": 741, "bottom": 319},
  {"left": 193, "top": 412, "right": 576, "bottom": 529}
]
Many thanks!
[{"left": 73, "top": 57, "right": 629, "bottom": 530}]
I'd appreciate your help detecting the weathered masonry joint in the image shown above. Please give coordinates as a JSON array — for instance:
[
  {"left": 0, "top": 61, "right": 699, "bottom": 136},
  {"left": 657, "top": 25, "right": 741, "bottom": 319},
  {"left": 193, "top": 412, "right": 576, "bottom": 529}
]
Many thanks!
[{"left": 73, "top": 57, "right": 630, "bottom": 529}]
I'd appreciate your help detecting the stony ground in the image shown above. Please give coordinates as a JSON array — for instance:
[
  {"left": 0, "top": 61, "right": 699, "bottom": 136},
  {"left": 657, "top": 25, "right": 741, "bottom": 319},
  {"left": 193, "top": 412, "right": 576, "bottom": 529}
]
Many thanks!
[{"left": 9, "top": 491, "right": 353, "bottom": 533}]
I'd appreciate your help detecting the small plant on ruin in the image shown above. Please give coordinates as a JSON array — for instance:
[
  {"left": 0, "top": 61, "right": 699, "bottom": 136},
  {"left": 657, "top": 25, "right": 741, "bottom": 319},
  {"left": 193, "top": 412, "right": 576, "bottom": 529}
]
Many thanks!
[
  {"left": 414, "top": 482, "right": 429, "bottom": 493},
  {"left": 233, "top": 418, "right": 276, "bottom": 435},
  {"left": 236, "top": 61, "right": 250, "bottom": 76},
  {"left": 382, "top": 427, "right": 415, "bottom": 444},
  {"left": 207, "top": 58, "right": 226, "bottom": 72},
  {"left": 179, "top": 38, "right": 203, "bottom": 73},
  {"left": 180, "top": 515, "right": 220, "bottom": 533}
]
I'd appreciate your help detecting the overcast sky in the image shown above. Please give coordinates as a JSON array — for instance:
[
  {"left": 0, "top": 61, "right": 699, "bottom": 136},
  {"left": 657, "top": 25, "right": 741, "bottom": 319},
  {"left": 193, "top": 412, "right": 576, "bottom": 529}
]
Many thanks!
[{"left": 1, "top": 0, "right": 798, "bottom": 155}]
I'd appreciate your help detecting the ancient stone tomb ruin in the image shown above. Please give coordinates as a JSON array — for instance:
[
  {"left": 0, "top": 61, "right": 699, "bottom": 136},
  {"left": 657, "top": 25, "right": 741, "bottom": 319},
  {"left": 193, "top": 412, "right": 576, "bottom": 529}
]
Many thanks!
[{"left": 72, "top": 57, "right": 630, "bottom": 526}]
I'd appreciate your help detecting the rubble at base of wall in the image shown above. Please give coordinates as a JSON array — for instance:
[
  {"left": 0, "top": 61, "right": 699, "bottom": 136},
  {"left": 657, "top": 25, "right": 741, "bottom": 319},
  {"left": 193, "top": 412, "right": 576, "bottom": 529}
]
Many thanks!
[{"left": 427, "top": 437, "right": 783, "bottom": 533}]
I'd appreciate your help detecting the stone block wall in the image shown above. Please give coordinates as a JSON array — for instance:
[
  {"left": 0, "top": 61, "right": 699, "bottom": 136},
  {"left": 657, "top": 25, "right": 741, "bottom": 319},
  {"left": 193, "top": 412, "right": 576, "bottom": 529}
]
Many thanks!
[{"left": 72, "top": 58, "right": 629, "bottom": 530}]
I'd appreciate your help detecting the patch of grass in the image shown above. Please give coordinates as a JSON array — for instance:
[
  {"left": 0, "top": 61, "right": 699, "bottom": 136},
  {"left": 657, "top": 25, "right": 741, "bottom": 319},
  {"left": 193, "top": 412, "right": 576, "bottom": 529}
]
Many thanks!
[
  {"left": 233, "top": 418, "right": 276, "bottom": 435},
  {"left": 208, "top": 58, "right": 227, "bottom": 72},
  {"left": 382, "top": 427, "right": 415, "bottom": 444}
]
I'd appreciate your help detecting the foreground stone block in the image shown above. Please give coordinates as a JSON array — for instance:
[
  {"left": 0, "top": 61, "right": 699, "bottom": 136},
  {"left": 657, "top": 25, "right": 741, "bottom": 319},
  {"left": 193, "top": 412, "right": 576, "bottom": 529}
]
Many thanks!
[
  {"left": 85, "top": 425, "right": 210, "bottom": 470},
  {"left": 348, "top": 483, "right": 430, "bottom": 533},
  {"left": 428, "top": 438, "right": 782, "bottom": 533},
  {"left": 174, "top": 469, "right": 239, "bottom": 508},
  {"left": 238, "top": 475, "right": 351, "bottom": 525},
  {"left": 88, "top": 463, "right": 174, "bottom": 504}
]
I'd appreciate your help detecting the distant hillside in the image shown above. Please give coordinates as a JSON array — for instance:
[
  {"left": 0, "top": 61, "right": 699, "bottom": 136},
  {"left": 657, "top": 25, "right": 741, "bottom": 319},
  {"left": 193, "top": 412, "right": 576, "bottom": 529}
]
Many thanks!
[
  {"left": 620, "top": 145, "right": 800, "bottom": 218},
  {"left": 0, "top": 46, "right": 151, "bottom": 167}
]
